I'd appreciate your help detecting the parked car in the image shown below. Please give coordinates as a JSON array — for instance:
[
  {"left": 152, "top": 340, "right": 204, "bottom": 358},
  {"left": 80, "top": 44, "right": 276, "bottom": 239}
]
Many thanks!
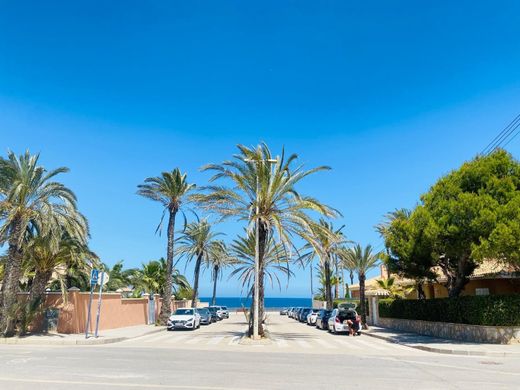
[
  {"left": 219, "top": 306, "right": 230, "bottom": 319},
  {"left": 167, "top": 308, "right": 201, "bottom": 331},
  {"left": 208, "top": 306, "right": 223, "bottom": 321},
  {"left": 288, "top": 307, "right": 296, "bottom": 318},
  {"left": 196, "top": 308, "right": 212, "bottom": 325},
  {"left": 328, "top": 308, "right": 361, "bottom": 334},
  {"left": 280, "top": 308, "right": 288, "bottom": 315},
  {"left": 299, "top": 308, "right": 312, "bottom": 322},
  {"left": 306, "top": 308, "right": 320, "bottom": 325},
  {"left": 294, "top": 307, "right": 303, "bottom": 320},
  {"left": 315, "top": 309, "right": 332, "bottom": 330}
]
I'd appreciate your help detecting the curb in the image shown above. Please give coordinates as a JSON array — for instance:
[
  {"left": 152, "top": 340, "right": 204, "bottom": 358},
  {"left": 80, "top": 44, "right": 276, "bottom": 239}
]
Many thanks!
[
  {"left": 364, "top": 331, "right": 520, "bottom": 358},
  {"left": 0, "top": 326, "right": 166, "bottom": 346}
]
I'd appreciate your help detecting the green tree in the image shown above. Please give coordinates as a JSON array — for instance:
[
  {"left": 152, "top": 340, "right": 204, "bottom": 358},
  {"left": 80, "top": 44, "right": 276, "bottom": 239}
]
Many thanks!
[
  {"left": 137, "top": 168, "right": 195, "bottom": 324},
  {"left": 376, "top": 277, "right": 414, "bottom": 299},
  {"left": 175, "top": 219, "right": 223, "bottom": 307},
  {"left": 342, "top": 244, "right": 380, "bottom": 327},
  {"left": 382, "top": 150, "right": 520, "bottom": 297},
  {"left": 0, "top": 151, "right": 84, "bottom": 336},
  {"left": 194, "top": 144, "right": 337, "bottom": 336}
]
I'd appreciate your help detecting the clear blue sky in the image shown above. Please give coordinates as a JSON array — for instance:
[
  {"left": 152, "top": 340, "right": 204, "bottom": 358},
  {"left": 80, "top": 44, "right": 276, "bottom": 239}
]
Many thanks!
[{"left": 1, "top": 1, "right": 520, "bottom": 297}]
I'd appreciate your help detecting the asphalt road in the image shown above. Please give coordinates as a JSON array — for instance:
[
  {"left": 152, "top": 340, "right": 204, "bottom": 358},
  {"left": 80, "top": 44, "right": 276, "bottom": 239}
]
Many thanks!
[{"left": 0, "top": 313, "right": 518, "bottom": 389}]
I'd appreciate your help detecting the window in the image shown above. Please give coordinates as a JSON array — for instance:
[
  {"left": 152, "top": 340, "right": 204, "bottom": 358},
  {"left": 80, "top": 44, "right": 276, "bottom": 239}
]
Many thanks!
[{"left": 475, "top": 288, "right": 490, "bottom": 296}]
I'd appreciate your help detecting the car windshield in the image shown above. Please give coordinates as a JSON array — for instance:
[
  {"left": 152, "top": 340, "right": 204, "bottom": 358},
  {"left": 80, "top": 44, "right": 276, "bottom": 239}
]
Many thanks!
[
  {"left": 198, "top": 308, "right": 209, "bottom": 315},
  {"left": 208, "top": 307, "right": 216, "bottom": 312},
  {"left": 175, "top": 309, "right": 194, "bottom": 315},
  {"left": 221, "top": 306, "right": 227, "bottom": 310}
]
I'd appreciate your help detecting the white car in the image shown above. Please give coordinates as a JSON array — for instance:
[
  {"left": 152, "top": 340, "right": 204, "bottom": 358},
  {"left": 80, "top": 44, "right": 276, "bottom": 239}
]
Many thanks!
[
  {"left": 306, "top": 309, "right": 320, "bottom": 325},
  {"left": 167, "top": 308, "right": 201, "bottom": 330},
  {"left": 328, "top": 308, "right": 361, "bottom": 334}
]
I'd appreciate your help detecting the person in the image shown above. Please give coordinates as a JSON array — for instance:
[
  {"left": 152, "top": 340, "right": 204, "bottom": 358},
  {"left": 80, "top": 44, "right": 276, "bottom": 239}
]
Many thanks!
[{"left": 345, "top": 309, "right": 361, "bottom": 336}]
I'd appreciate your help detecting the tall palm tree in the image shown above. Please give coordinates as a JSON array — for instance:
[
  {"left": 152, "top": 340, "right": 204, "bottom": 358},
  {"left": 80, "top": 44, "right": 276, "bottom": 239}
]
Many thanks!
[
  {"left": 342, "top": 244, "right": 381, "bottom": 328},
  {"left": 137, "top": 168, "right": 195, "bottom": 324},
  {"left": 299, "top": 219, "right": 345, "bottom": 309},
  {"left": 229, "top": 231, "right": 292, "bottom": 322},
  {"left": 208, "top": 241, "right": 231, "bottom": 306},
  {"left": 0, "top": 151, "right": 83, "bottom": 336},
  {"left": 193, "top": 143, "right": 337, "bottom": 336},
  {"left": 175, "top": 219, "right": 223, "bottom": 307}
]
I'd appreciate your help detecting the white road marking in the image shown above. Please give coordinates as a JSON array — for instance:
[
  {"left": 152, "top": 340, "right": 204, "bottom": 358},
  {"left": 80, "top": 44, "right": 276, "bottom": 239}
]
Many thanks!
[
  {"left": 164, "top": 334, "right": 191, "bottom": 344},
  {"left": 143, "top": 333, "right": 172, "bottom": 343},
  {"left": 295, "top": 340, "right": 311, "bottom": 349},
  {"left": 354, "top": 337, "right": 389, "bottom": 351},
  {"left": 207, "top": 336, "right": 225, "bottom": 345},
  {"left": 334, "top": 338, "right": 362, "bottom": 350},
  {"left": 185, "top": 337, "right": 202, "bottom": 345},
  {"left": 313, "top": 338, "right": 337, "bottom": 349},
  {"left": 275, "top": 338, "right": 288, "bottom": 348}
]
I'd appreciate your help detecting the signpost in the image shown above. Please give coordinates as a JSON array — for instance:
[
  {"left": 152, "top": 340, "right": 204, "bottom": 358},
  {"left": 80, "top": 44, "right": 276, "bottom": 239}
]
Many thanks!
[
  {"left": 94, "top": 272, "right": 109, "bottom": 338},
  {"left": 85, "top": 269, "right": 99, "bottom": 339}
]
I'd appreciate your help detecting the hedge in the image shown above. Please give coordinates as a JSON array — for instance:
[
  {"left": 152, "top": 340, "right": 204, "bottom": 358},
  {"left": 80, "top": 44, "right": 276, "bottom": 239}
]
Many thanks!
[{"left": 379, "top": 294, "right": 520, "bottom": 326}]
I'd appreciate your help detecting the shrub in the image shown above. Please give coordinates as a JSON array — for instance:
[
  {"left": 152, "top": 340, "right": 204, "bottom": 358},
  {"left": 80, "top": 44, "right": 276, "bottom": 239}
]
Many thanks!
[{"left": 379, "top": 294, "right": 520, "bottom": 326}]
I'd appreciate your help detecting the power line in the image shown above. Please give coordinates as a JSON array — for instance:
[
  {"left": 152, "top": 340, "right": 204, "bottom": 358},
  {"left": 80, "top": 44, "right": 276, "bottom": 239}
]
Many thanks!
[
  {"left": 488, "top": 118, "right": 520, "bottom": 154},
  {"left": 481, "top": 113, "right": 520, "bottom": 155}
]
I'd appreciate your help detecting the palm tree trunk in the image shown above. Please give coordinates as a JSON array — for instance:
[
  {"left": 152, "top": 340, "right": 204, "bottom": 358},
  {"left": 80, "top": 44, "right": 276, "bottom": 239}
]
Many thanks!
[
  {"left": 359, "top": 272, "right": 368, "bottom": 329},
  {"left": 211, "top": 265, "right": 219, "bottom": 306},
  {"left": 191, "top": 253, "right": 203, "bottom": 308},
  {"left": 249, "top": 221, "right": 268, "bottom": 337},
  {"left": 0, "top": 217, "right": 24, "bottom": 337},
  {"left": 159, "top": 209, "right": 176, "bottom": 325},
  {"left": 20, "top": 270, "right": 52, "bottom": 334},
  {"left": 324, "top": 259, "right": 333, "bottom": 309}
]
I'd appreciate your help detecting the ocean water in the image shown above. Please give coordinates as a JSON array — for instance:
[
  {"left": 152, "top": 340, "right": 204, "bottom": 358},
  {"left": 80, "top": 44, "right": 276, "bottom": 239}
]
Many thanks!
[{"left": 199, "top": 297, "right": 312, "bottom": 310}]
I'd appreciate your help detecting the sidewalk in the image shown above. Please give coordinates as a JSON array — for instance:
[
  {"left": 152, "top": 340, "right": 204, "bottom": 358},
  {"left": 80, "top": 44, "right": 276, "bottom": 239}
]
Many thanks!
[
  {"left": 364, "top": 326, "right": 520, "bottom": 357},
  {"left": 0, "top": 324, "right": 165, "bottom": 346}
]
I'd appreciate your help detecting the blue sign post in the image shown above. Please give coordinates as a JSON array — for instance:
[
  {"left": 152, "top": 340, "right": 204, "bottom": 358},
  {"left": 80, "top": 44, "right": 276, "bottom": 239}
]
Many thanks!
[{"left": 85, "top": 269, "right": 99, "bottom": 338}]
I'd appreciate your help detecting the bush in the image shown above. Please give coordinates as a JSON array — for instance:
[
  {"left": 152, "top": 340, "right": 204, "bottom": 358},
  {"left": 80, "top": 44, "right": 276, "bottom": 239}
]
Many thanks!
[{"left": 379, "top": 294, "right": 520, "bottom": 326}]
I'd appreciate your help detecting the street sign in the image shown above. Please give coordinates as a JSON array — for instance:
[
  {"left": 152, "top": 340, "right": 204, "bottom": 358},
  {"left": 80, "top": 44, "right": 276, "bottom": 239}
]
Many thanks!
[
  {"left": 97, "top": 272, "right": 109, "bottom": 286},
  {"left": 90, "top": 269, "right": 99, "bottom": 286}
]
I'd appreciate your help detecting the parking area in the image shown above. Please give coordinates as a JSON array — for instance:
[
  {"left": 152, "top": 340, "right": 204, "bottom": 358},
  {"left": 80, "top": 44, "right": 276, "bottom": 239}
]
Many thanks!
[{"left": 117, "top": 312, "right": 427, "bottom": 356}]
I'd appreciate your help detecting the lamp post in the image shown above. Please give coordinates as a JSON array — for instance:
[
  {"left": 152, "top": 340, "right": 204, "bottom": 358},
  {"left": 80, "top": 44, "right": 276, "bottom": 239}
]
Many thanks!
[{"left": 245, "top": 157, "right": 277, "bottom": 340}]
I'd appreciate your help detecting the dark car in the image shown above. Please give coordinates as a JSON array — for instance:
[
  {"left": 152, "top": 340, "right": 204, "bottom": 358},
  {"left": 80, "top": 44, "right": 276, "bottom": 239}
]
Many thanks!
[
  {"left": 196, "top": 308, "right": 212, "bottom": 325},
  {"left": 299, "top": 308, "right": 312, "bottom": 322},
  {"left": 315, "top": 309, "right": 332, "bottom": 330},
  {"left": 208, "top": 306, "right": 223, "bottom": 321}
]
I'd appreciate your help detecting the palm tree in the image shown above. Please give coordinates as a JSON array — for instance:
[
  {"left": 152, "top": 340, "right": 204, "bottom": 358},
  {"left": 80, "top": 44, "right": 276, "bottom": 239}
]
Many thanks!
[
  {"left": 375, "top": 208, "right": 411, "bottom": 279},
  {"left": 229, "top": 231, "right": 292, "bottom": 323},
  {"left": 22, "top": 232, "right": 95, "bottom": 332},
  {"left": 102, "top": 260, "right": 136, "bottom": 292},
  {"left": 208, "top": 241, "right": 231, "bottom": 306},
  {"left": 342, "top": 244, "right": 381, "bottom": 328},
  {"left": 376, "top": 277, "right": 414, "bottom": 299},
  {"left": 0, "top": 151, "right": 83, "bottom": 336},
  {"left": 299, "top": 220, "right": 345, "bottom": 309},
  {"left": 193, "top": 143, "right": 337, "bottom": 336},
  {"left": 175, "top": 219, "right": 223, "bottom": 307},
  {"left": 131, "top": 259, "right": 190, "bottom": 297},
  {"left": 137, "top": 168, "right": 195, "bottom": 324}
]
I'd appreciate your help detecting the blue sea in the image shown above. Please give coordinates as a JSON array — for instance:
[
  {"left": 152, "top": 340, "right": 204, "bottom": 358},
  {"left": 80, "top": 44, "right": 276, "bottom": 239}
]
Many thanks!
[{"left": 199, "top": 297, "right": 311, "bottom": 310}]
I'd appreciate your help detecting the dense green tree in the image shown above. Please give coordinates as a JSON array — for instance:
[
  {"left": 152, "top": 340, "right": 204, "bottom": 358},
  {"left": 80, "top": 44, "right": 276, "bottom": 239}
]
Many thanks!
[
  {"left": 0, "top": 151, "right": 84, "bottom": 336},
  {"left": 382, "top": 150, "right": 520, "bottom": 297},
  {"left": 102, "top": 260, "right": 136, "bottom": 292},
  {"left": 194, "top": 143, "right": 337, "bottom": 336},
  {"left": 137, "top": 169, "right": 195, "bottom": 324},
  {"left": 131, "top": 258, "right": 190, "bottom": 297}
]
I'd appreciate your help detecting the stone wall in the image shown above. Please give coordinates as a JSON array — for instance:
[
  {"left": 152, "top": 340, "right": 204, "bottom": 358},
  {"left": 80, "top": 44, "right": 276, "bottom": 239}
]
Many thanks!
[{"left": 378, "top": 317, "right": 520, "bottom": 344}]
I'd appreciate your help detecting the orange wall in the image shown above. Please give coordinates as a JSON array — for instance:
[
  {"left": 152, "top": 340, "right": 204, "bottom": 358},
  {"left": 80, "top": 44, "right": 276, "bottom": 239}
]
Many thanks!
[{"left": 29, "top": 291, "right": 194, "bottom": 334}]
